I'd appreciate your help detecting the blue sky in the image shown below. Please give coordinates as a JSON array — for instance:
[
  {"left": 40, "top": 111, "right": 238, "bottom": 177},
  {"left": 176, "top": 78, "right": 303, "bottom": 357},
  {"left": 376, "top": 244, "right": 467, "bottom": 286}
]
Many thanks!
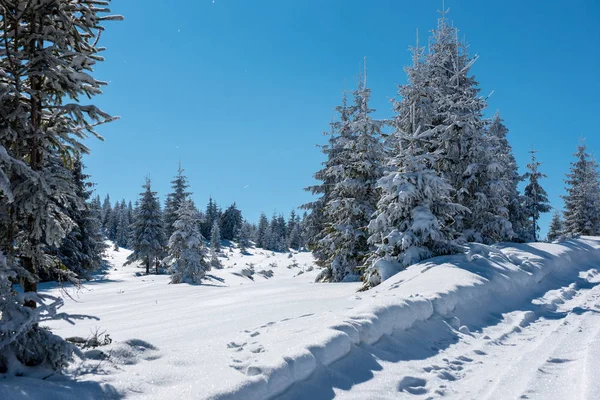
[{"left": 85, "top": 0, "right": 600, "bottom": 237}]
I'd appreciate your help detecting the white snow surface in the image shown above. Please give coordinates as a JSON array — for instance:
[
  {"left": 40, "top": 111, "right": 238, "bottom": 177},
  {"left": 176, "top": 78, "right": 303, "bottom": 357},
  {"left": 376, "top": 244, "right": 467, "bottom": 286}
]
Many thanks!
[{"left": 3, "top": 238, "right": 600, "bottom": 399}]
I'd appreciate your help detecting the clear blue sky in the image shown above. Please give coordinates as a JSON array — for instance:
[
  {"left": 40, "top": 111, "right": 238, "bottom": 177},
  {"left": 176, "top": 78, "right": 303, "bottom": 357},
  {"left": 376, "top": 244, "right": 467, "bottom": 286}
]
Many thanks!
[{"left": 85, "top": 0, "right": 600, "bottom": 237}]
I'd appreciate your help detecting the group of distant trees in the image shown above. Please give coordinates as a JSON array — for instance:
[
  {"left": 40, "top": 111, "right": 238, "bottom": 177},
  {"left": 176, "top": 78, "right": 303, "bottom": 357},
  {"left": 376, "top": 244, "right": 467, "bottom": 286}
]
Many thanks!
[
  {"left": 96, "top": 165, "right": 310, "bottom": 280},
  {"left": 303, "top": 10, "right": 600, "bottom": 288}
]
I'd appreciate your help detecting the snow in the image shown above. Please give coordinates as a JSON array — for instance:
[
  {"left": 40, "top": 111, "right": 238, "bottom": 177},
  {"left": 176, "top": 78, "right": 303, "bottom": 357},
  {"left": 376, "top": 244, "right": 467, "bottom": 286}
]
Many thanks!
[{"left": 2, "top": 238, "right": 600, "bottom": 399}]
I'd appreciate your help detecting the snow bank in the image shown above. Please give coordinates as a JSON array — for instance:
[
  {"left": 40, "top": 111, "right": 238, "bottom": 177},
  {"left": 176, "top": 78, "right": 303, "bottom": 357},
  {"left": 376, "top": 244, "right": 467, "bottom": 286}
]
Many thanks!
[{"left": 208, "top": 237, "right": 600, "bottom": 400}]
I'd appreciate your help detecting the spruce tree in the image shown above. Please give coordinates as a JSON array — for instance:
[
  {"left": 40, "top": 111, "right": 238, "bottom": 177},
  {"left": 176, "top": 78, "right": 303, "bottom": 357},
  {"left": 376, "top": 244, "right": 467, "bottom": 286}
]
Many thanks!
[
  {"left": 422, "top": 10, "right": 492, "bottom": 242},
  {"left": 164, "top": 164, "right": 192, "bottom": 239},
  {"left": 522, "top": 150, "right": 551, "bottom": 241},
  {"left": 0, "top": 0, "right": 121, "bottom": 373},
  {"left": 317, "top": 71, "right": 385, "bottom": 282},
  {"left": 562, "top": 142, "right": 600, "bottom": 237},
  {"left": 166, "top": 200, "right": 209, "bottom": 284},
  {"left": 127, "top": 179, "right": 166, "bottom": 274},
  {"left": 237, "top": 220, "right": 252, "bottom": 253},
  {"left": 488, "top": 113, "right": 527, "bottom": 241},
  {"left": 201, "top": 197, "right": 219, "bottom": 239},
  {"left": 366, "top": 38, "right": 465, "bottom": 287},
  {"left": 221, "top": 203, "right": 243, "bottom": 241},
  {"left": 255, "top": 213, "right": 270, "bottom": 249},
  {"left": 547, "top": 211, "right": 564, "bottom": 242},
  {"left": 115, "top": 200, "right": 131, "bottom": 248},
  {"left": 210, "top": 220, "right": 221, "bottom": 253},
  {"left": 56, "top": 158, "right": 107, "bottom": 279},
  {"left": 102, "top": 194, "right": 112, "bottom": 234}
]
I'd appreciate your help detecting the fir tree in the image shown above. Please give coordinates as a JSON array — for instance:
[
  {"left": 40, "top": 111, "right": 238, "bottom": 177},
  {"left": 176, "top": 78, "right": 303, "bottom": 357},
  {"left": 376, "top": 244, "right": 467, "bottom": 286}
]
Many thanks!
[
  {"left": 421, "top": 10, "right": 492, "bottom": 242},
  {"left": 166, "top": 200, "right": 209, "bottom": 284},
  {"left": 0, "top": 0, "right": 121, "bottom": 372},
  {"left": 115, "top": 200, "right": 131, "bottom": 248},
  {"left": 237, "top": 220, "right": 252, "bottom": 253},
  {"left": 102, "top": 194, "right": 112, "bottom": 233},
  {"left": 56, "top": 158, "right": 107, "bottom": 279},
  {"left": 562, "top": 142, "right": 600, "bottom": 237},
  {"left": 547, "top": 211, "right": 564, "bottom": 242},
  {"left": 255, "top": 213, "right": 270, "bottom": 249},
  {"left": 487, "top": 113, "right": 527, "bottom": 241},
  {"left": 210, "top": 220, "right": 221, "bottom": 253},
  {"left": 317, "top": 70, "right": 385, "bottom": 282},
  {"left": 221, "top": 203, "right": 243, "bottom": 241},
  {"left": 522, "top": 150, "right": 551, "bottom": 241},
  {"left": 127, "top": 179, "right": 167, "bottom": 274},
  {"left": 164, "top": 164, "right": 192, "bottom": 239},
  {"left": 366, "top": 38, "right": 465, "bottom": 287}
]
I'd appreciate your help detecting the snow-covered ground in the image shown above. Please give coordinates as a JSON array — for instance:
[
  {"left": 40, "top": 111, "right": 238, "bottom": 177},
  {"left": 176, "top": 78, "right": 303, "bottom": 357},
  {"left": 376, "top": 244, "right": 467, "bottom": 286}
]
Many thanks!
[{"left": 2, "top": 238, "right": 600, "bottom": 399}]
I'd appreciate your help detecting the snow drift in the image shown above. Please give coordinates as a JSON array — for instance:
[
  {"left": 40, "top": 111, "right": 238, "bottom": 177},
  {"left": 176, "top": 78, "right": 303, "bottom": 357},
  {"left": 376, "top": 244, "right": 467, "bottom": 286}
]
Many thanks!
[{"left": 208, "top": 237, "right": 600, "bottom": 400}]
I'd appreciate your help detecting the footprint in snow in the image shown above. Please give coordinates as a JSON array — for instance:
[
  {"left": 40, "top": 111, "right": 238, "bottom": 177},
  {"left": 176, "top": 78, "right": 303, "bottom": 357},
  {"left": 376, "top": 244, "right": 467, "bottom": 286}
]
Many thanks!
[{"left": 397, "top": 376, "right": 428, "bottom": 395}]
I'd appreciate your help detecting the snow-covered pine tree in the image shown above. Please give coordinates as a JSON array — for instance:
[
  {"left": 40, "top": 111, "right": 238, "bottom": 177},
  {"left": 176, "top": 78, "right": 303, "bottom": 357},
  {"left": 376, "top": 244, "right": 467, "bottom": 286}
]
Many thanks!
[
  {"left": 487, "top": 113, "right": 527, "bottom": 241},
  {"left": 0, "top": 0, "right": 121, "bottom": 372},
  {"left": 365, "top": 35, "right": 466, "bottom": 288},
  {"left": 164, "top": 164, "right": 192, "bottom": 239},
  {"left": 421, "top": 9, "right": 493, "bottom": 242},
  {"left": 221, "top": 203, "right": 243, "bottom": 241},
  {"left": 547, "top": 211, "right": 564, "bottom": 242},
  {"left": 102, "top": 194, "right": 112, "bottom": 233},
  {"left": 522, "top": 150, "right": 551, "bottom": 241},
  {"left": 201, "top": 197, "right": 219, "bottom": 239},
  {"left": 115, "top": 199, "right": 131, "bottom": 248},
  {"left": 317, "top": 68, "right": 385, "bottom": 282},
  {"left": 562, "top": 142, "right": 600, "bottom": 237},
  {"left": 255, "top": 213, "right": 270, "bottom": 249},
  {"left": 56, "top": 158, "right": 107, "bottom": 279},
  {"left": 127, "top": 179, "right": 167, "bottom": 274},
  {"left": 236, "top": 220, "right": 252, "bottom": 253},
  {"left": 166, "top": 199, "right": 209, "bottom": 284},
  {"left": 210, "top": 220, "right": 221, "bottom": 253},
  {"left": 302, "top": 95, "right": 354, "bottom": 261}
]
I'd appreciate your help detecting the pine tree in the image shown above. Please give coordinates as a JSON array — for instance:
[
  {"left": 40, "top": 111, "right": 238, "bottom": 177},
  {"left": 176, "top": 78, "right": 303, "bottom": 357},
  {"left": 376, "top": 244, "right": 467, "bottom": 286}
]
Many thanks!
[
  {"left": 0, "top": 0, "right": 121, "bottom": 373},
  {"left": 210, "top": 220, "right": 221, "bottom": 253},
  {"left": 115, "top": 200, "right": 131, "bottom": 248},
  {"left": 317, "top": 70, "right": 385, "bottom": 282},
  {"left": 522, "top": 150, "right": 551, "bottom": 241},
  {"left": 201, "top": 197, "right": 219, "bottom": 239},
  {"left": 164, "top": 164, "right": 192, "bottom": 239},
  {"left": 255, "top": 213, "right": 270, "bottom": 249},
  {"left": 547, "top": 211, "right": 564, "bottom": 242},
  {"left": 237, "top": 220, "right": 252, "bottom": 253},
  {"left": 56, "top": 158, "right": 107, "bottom": 279},
  {"left": 562, "top": 142, "right": 600, "bottom": 237},
  {"left": 487, "top": 113, "right": 527, "bottom": 241},
  {"left": 221, "top": 203, "right": 243, "bottom": 241},
  {"left": 366, "top": 37, "right": 465, "bottom": 287},
  {"left": 127, "top": 179, "right": 167, "bottom": 274},
  {"left": 166, "top": 200, "right": 209, "bottom": 284},
  {"left": 102, "top": 194, "right": 112, "bottom": 234},
  {"left": 421, "top": 10, "right": 492, "bottom": 242}
]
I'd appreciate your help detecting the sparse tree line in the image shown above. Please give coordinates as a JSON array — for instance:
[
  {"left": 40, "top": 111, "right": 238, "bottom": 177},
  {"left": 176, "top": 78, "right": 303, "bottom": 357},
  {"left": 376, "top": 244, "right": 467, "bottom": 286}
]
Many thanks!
[
  {"left": 98, "top": 166, "right": 310, "bottom": 282},
  {"left": 303, "top": 10, "right": 600, "bottom": 288}
]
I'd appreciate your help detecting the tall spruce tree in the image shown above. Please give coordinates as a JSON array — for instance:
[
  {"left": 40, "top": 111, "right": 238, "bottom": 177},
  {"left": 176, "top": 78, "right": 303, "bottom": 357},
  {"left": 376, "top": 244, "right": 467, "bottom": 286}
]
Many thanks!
[
  {"left": 201, "top": 197, "right": 219, "bottom": 239},
  {"left": 115, "top": 199, "right": 131, "bottom": 248},
  {"left": 487, "top": 113, "right": 527, "bottom": 240},
  {"left": 0, "top": 0, "right": 121, "bottom": 373},
  {"left": 317, "top": 69, "right": 385, "bottom": 282},
  {"left": 56, "top": 158, "right": 107, "bottom": 279},
  {"left": 366, "top": 37, "right": 465, "bottom": 287},
  {"left": 522, "top": 150, "right": 551, "bottom": 241},
  {"left": 166, "top": 200, "right": 209, "bottom": 284},
  {"left": 127, "top": 179, "right": 166, "bottom": 274},
  {"left": 562, "top": 142, "right": 600, "bottom": 237},
  {"left": 421, "top": 10, "right": 493, "bottom": 242},
  {"left": 164, "top": 164, "right": 192, "bottom": 239}
]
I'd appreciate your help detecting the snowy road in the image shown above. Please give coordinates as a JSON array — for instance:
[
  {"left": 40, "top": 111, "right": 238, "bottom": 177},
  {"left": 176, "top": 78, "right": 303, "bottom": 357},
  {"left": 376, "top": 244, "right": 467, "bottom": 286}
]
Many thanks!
[{"left": 277, "top": 267, "right": 600, "bottom": 400}]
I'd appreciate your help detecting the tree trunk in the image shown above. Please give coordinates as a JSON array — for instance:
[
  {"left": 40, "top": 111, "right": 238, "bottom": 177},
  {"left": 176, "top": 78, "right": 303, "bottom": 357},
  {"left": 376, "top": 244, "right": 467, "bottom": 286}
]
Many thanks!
[
  {"left": 155, "top": 258, "right": 159, "bottom": 275},
  {"left": 22, "top": 257, "right": 37, "bottom": 309},
  {"left": 145, "top": 256, "right": 150, "bottom": 275}
]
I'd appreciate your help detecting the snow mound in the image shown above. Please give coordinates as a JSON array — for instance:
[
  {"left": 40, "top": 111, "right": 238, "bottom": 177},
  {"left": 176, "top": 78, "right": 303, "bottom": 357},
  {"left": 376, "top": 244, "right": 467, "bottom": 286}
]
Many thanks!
[{"left": 208, "top": 238, "right": 600, "bottom": 400}]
